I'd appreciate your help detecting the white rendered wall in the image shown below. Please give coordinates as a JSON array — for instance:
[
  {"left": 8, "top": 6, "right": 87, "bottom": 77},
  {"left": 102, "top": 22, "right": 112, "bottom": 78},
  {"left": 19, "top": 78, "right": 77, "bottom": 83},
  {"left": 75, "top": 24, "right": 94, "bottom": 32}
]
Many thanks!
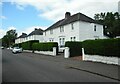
[
  {"left": 44, "top": 21, "right": 105, "bottom": 46},
  {"left": 44, "top": 21, "right": 80, "bottom": 46},
  {"left": 79, "top": 21, "right": 105, "bottom": 41}
]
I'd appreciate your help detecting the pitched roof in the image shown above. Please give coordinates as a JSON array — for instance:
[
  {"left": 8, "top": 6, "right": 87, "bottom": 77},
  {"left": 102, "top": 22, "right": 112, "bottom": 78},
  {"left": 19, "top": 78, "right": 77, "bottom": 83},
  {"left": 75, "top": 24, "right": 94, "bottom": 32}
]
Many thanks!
[
  {"left": 17, "top": 33, "right": 27, "bottom": 39},
  {"left": 45, "top": 12, "right": 101, "bottom": 31},
  {"left": 28, "top": 28, "right": 43, "bottom": 36}
]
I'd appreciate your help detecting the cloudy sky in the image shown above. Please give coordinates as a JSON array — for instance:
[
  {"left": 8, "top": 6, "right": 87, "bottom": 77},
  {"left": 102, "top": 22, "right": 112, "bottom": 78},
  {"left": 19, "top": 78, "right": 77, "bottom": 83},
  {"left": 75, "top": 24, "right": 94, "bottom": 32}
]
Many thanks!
[{"left": 0, "top": 0, "right": 120, "bottom": 38}]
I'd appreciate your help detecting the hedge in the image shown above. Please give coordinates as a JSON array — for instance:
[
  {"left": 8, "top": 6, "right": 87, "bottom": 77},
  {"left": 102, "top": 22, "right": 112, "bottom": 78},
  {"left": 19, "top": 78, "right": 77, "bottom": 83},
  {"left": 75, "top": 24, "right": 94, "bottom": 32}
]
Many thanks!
[
  {"left": 13, "top": 43, "right": 22, "bottom": 48},
  {"left": 65, "top": 41, "right": 82, "bottom": 57},
  {"left": 21, "top": 40, "right": 39, "bottom": 50},
  {"left": 32, "top": 42, "right": 58, "bottom": 54},
  {"left": 83, "top": 38, "right": 120, "bottom": 57}
]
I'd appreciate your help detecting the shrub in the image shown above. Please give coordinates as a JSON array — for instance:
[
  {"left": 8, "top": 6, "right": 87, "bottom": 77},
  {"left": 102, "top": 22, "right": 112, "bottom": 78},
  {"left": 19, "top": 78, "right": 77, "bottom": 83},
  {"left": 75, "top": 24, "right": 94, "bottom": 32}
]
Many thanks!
[
  {"left": 83, "top": 38, "right": 120, "bottom": 57},
  {"left": 21, "top": 40, "right": 39, "bottom": 50},
  {"left": 65, "top": 41, "right": 82, "bottom": 57},
  {"left": 32, "top": 42, "right": 58, "bottom": 54},
  {"left": 13, "top": 43, "right": 22, "bottom": 48}
]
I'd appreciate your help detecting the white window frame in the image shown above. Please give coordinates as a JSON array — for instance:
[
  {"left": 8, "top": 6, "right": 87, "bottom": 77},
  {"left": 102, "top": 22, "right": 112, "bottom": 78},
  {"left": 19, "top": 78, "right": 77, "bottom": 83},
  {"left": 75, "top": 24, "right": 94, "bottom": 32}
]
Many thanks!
[
  {"left": 50, "top": 29, "right": 53, "bottom": 34},
  {"left": 60, "top": 26, "right": 64, "bottom": 32},
  {"left": 71, "top": 23, "right": 74, "bottom": 30}
]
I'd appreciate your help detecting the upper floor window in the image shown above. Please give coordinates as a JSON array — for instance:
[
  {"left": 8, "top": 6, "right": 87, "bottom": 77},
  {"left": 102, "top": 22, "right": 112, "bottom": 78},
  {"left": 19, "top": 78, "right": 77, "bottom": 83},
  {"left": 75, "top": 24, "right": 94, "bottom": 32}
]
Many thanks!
[
  {"left": 50, "top": 29, "right": 53, "bottom": 34},
  {"left": 60, "top": 26, "right": 64, "bottom": 32},
  {"left": 45, "top": 31, "right": 46, "bottom": 36},
  {"left": 94, "top": 25, "right": 96, "bottom": 31},
  {"left": 71, "top": 23, "right": 74, "bottom": 30}
]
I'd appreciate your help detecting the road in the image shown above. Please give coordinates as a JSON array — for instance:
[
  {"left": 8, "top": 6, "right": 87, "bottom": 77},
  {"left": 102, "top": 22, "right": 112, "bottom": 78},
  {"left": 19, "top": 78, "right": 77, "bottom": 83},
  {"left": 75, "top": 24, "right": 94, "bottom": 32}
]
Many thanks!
[{"left": 2, "top": 49, "right": 118, "bottom": 82}]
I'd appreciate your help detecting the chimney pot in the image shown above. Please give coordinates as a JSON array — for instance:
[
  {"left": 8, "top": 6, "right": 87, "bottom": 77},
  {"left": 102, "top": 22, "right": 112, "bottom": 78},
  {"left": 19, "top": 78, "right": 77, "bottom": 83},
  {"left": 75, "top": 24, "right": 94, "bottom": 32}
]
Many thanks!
[{"left": 65, "top": 12, "right": 71, "bottom": 19}]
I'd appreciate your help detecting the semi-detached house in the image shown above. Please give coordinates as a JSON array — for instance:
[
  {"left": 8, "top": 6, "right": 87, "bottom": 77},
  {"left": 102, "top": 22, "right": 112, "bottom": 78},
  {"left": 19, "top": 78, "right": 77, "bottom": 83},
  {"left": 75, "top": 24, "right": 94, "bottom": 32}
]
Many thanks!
[
  {"left": 15, "top": 12, "right": 106, "bottom": 50},
  {"left": 44, "top": 12, "right": 106, "bottom": 48},
  {"left": 15, "top": 28, "right": 44, "bottom": 44},
  {"left": 15, "top": 33, "right": 27, "bottom": 44},
  {"left": 26, "top": 28, "right": 44, "bottom": 42}
]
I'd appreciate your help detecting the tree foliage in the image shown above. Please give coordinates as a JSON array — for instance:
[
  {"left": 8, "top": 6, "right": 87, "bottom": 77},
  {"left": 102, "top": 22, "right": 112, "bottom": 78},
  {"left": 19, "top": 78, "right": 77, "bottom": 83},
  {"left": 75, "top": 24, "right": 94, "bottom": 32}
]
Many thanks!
[
  {"left": 2, "top": 29, "right": 17, "bottom": 47},
  {"left": 94, "top": 12, "right": 120, "bottom": 38}
]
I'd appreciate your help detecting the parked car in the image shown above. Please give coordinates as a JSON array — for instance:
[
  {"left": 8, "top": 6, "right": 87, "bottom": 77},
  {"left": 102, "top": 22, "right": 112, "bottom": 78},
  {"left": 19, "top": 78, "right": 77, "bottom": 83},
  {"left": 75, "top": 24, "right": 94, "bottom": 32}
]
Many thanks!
[
  {"left": 12, "top": 47, "right": 22, "bottom": 54},
  {"left": 7, "top": 47, "right": 13, "bottom": 50},
  {"left": 1, "top": 46, "right": 4, "bottom": 49}
]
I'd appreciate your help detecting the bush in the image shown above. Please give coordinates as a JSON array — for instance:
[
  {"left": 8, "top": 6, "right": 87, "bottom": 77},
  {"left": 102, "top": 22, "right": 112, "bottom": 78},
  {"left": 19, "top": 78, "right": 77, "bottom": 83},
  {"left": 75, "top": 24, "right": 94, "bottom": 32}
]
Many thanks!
[
  {"left": 13, "top": 43, "right": 22, "bottom": 48},
  {"left": 83, "top": 38, "right": 120, "bottom": 57},
  {"left": 21, "top": 40, "right": 39, "bottom": 50},
  {"left": 32, "top": 42, "right": 58, "bottom": 54},
  {"left": 65, "top": 41, "right": 82, "bottom": 57}
]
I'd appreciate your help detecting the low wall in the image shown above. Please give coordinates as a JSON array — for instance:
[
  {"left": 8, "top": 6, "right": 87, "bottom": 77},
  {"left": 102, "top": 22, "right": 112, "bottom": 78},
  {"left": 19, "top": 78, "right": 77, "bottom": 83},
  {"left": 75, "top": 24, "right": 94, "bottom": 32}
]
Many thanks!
[
  {"left": 23, "top": 50, "right": 33, "bottom": 53},
  {"left": 34, "top": 51, "right": 54, "bottom": 56},
  {"left": 83, "top": 54, "right": 120, "bottom": 65},
  {"left": 23, "top": 47, "right": 57, "bottom": 56},
  {"left": 82, "top": 48, "right": 120, "bottom": 65}
]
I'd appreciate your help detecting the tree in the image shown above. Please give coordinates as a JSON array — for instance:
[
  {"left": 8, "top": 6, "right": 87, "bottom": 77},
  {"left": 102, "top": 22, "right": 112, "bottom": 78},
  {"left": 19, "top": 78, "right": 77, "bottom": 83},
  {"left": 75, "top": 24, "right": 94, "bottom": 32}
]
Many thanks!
[
  {"left": 94, "top": 12, "right": 120, "bottom": 38},
  {"left": 2, "top": 29, "right": 17, "bottom": 47}
]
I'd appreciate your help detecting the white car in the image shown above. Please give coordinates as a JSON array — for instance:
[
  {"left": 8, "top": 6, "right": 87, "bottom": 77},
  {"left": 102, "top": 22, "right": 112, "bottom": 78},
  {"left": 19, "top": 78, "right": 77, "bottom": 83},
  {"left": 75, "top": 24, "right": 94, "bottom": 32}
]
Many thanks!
[
  {"left": 12, "top": 47, "right": 22, "bottom": 53},
  {"left": 1, "top": 46, "right": 4, "bottom": 49}
]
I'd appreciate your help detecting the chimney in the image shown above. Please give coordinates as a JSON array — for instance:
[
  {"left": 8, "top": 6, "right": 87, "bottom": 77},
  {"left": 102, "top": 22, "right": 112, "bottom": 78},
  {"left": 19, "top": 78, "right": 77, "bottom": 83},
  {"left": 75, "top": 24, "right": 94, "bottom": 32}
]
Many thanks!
[
  {"left": 35, "top": 28, "right": 38, "bottom": 30},
  {"left": 22, "top": 33, "right": 25, "bottom": 35},
  {"left": 22, "top": 33, "right": 27, "bottom": 35},
  {"left": 65, "top": 12, "right": 71, "bottom": 19}
]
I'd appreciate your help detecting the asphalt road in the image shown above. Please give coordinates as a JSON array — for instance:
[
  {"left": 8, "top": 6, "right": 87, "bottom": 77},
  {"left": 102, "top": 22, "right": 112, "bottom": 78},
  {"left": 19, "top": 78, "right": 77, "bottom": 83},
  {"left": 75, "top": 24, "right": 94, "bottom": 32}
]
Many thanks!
[{"left": 2, "top": 49, "right": 118, "bottom": 82}]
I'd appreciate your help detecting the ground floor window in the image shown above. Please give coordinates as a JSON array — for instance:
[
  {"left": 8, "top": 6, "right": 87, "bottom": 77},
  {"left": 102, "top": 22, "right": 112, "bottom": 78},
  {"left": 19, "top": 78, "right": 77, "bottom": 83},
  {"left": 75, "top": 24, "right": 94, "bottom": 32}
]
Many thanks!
[
  {"left": 70, "top": 36, "right": 76, "bottom": 41},
  {"left": 49, "top": 38, "right": 54, "bottom": 42}
]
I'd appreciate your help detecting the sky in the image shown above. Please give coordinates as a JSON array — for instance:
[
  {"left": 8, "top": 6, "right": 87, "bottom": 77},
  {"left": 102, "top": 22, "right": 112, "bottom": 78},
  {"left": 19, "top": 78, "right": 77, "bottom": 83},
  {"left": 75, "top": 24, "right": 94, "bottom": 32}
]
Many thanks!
[{"left": 0, "top": 0, "right": 120, "bottom": 38}]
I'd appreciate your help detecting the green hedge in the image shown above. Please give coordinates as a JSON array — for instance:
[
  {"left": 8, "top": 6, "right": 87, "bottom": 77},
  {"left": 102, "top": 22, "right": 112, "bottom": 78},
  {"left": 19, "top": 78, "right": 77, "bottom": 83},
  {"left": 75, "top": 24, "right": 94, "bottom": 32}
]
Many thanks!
[
  {"left": 65, "top": 41, "right": 82, "bottom": 57},
  {"left": 21, "top": 40, "right": 39, "bottom": 50},
  {"left": 83, "top": 38, "right": 120, "bottom": 57},
  {"left": 13, "top": 43, "right": 22, "bottom": 48},
  {"left": 32, "top": 42, "right": 58, "bottom": 54}
]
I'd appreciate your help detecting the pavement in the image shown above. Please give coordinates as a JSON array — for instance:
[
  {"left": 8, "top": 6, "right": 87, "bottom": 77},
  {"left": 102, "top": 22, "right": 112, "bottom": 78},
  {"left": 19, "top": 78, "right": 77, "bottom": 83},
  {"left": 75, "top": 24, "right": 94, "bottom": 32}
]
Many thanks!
[
  {"left": 55, "top": 53, "right": 120, "bottom": 81},
  {"left": 32, "top": 52, "right": 120, "bottom": 81},
  {"left": 23, "top": 51, "right": 120, "bottom": 81}
]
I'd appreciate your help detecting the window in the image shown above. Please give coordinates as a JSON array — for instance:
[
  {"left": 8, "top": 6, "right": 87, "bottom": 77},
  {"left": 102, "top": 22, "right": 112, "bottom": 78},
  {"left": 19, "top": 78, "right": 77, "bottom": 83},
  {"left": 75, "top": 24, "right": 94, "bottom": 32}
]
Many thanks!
[
  {"left": 49, "top": 38, "right": 54, "bottom": 42},
  {"left": 50, "top": 29, "right": 53, "bottom": 34},
  {"left": 94, "top": 25, "right": 96, "bottom": 31},
  {"left": 71, "top": 37, "right": 72, "bottom": 41},
  {"left": 70, "top": 37, "right": 76, "bottom": 41},
  {"left": 71, "top": 23, "right": 74, "bottom": 30},
  {"left": 60, "top": 26, "right": 64, "bottom": 32},
  {"left": 45, "top": 32, "right": 46, "bottom": 36},
  {"left": 74, "top": 37, "right": 76, "bottom": 41},
  {"left": 62, "top": 38, "right": 65, "bottom": 45}
]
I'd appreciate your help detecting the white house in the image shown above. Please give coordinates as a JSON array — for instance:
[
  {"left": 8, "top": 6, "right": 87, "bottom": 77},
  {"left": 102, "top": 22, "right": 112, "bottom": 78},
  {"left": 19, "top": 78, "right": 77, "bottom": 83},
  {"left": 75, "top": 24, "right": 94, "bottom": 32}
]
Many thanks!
[
  {"left": 15, "top": 28, "right": 44, "bottom": 44},
  {"left": 44, "top": 12, "right": 106, "bottom": 47},
  {"left": 15, "top": 33, "right": 27, "bottom": 44},
  {"left": 25, "top": 28, "right": 44, "bottom": 42},
  {"left": 118, "top": 1, "right": 120, "bottom": 14}
]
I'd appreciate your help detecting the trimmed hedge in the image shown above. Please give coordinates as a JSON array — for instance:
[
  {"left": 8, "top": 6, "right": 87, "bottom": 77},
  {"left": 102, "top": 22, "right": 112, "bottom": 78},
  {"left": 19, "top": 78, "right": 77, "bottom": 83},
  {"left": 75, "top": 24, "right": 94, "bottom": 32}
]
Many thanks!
[
  {"left": 83, "top": 38, "right": 120, "bottom": 57},
  {"left": 32, "top": 42, "right": 58, "bottom": 54},
  {"left": 21, "top": 40, "right": 39, "bottom": 50},
  {"left": 65, "top": 41, "right": 82, "bottom": 57},
  {"left": 13, "top": 43, "right": 22, "bottom": 48}
]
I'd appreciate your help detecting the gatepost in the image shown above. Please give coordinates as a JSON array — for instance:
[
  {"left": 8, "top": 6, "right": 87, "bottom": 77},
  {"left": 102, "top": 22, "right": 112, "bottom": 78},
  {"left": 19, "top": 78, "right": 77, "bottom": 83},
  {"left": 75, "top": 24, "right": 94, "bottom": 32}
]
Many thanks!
[
  {"left": 53, "top": 47, "right": 56, "bottom": 56},
  {"left": 64, "top": 47, "right": 70, "bottom": 58}
]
